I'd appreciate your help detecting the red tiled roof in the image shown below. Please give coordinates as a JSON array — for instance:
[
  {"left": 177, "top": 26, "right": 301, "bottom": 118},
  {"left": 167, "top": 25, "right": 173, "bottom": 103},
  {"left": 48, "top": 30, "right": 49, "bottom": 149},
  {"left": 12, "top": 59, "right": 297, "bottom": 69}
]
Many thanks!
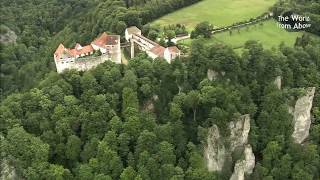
[
  {"left": 150, "top": 45, "right": 165, "bottom": 57},
  {"left": 54, "top": 44, "right": 66, "bottom": 60},
  {"left": 75, "top": 43, "right": 82, "bottom": 49},
  {"left": 168, "top": 46, "right": 180, "bottom": 54},
  {"left": 92, "top": 32, "right": 108, "bottom": 47},
  {"left": 105, "top": 35, "right": 119, "bottom": 45},
  {"left": 92, "top": 33, "right": 119, "bottom": 47},
  {"left": 68, "top": 45, "right": 94, "bottom": 56},
  {"left": 54, "top": 32, "right": 119, "bottom": 61},
  {"left": 54, "top": 44, "right": 65, "bottom": 55}
]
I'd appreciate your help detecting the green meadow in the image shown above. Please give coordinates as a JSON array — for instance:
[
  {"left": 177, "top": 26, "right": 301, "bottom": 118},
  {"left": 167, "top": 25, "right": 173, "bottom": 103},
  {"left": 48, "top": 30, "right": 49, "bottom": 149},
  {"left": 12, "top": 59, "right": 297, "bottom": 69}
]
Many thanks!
[
  {"left": 152, "top": 0, "right": 277, "bottom": 30},
  {"left": 179, "top": 20, "right": 307, "bottom": 49}
]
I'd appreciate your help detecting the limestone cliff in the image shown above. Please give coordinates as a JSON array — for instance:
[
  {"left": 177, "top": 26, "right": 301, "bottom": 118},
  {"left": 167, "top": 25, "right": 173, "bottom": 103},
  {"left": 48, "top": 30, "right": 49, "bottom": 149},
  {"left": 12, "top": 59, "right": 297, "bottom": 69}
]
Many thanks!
[
  {"left": 274, "top": 76, "right": 281, "bottom": 90},
  {"left": 292, "top": 87, "right": 316, "bottom": 144},
  {"left": 0, "top": 159, "right": 18, "bottom": 180},
  {"left": 229, "top": 114, "right": 250, "bottom": 151},
  {"left": 0, "top": 25, "right": 17, "bottom": 45},
  {"left": 207, "top": 69, "right": 219, "bottom": 81},
  {"left": 230, "top": 145, "right": 255, "bottom": 180},
  {"left": 204, "top": 114, "right": 255, "bottom": 179},
  {"left": 204, "top": 125, "right": 226, "bottom": 172}
]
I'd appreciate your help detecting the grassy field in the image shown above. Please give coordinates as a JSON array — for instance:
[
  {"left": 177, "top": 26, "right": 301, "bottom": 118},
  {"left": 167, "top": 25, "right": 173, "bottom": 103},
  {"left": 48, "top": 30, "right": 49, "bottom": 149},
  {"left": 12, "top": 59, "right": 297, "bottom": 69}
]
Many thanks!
[
  {"left": 179, "top": 20, "right": 307, "bottom": 49},
  {"left": 152, "top": 0, "right": 277, "bottom": 30}
]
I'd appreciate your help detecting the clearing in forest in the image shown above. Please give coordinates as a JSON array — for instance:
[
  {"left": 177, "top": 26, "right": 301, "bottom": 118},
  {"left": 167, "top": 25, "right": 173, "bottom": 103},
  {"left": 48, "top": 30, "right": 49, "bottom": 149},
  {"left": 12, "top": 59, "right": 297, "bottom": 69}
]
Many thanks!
[
  {"left": 179, "top": 20, "right": 311, "bottom": 49},
  {"left": 152, "top": 0, "right": 277, "bottom": 30}
]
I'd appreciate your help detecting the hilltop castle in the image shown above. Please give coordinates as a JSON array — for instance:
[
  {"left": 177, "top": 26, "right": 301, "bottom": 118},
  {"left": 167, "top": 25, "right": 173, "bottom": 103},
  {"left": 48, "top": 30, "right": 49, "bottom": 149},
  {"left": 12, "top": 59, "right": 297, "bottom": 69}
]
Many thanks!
[{"left": 54, "top": 33, "right": 121, "bottom": 73}]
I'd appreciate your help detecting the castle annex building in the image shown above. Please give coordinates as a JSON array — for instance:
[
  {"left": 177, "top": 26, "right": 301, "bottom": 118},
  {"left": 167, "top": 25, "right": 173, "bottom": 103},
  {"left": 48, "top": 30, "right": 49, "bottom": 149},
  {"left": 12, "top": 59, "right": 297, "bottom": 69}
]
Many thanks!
[
  {"left": 54, "top": 32, "right": 121, "bottom": 73},
  {"left": 125, "top": 26, "right": 180, "bottom": 63}
]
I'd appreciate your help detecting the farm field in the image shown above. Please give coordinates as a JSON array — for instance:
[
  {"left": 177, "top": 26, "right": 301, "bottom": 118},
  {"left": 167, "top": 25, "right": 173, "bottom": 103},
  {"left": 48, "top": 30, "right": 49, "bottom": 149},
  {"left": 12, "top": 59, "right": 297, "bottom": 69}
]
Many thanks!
[
  {"left": 152, "top": 0, "right": 277, "bottom": 30},
  {"left": 179, "top": 20, "right": 309, "bottom": 49}
]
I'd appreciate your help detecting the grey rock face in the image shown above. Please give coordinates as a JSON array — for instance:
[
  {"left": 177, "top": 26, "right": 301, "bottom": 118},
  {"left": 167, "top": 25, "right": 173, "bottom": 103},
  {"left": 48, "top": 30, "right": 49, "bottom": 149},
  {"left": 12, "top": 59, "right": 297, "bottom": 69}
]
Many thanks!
[
  {"left": 207, "top": 69, "right": 219, "bottom": 81},
  {"left": 229, "top": 114, "right": 250, "bottom": 151},
  {"left": 230, "top": 145, "right": 255, "bottom": 180},
  {"left": 230, "top": 159, "right": 245, "bottom": 180},
  {"left": 205, "top": 115, "right": 255, "bottom": 177},
  {"left": 274, "top": 76, "right": 281, "bottom": 90},
  {"left": 292, "top": 87, "right": 316, "bottom": 144},
  {"left": 0, "top": 159, "right": 18, "bottom": 180},
  {"left": 204, "top": 125, "right": 226, "bottom": 172},
  {"left": 0, "top": 25, "right": 17, "bottom": 45}
]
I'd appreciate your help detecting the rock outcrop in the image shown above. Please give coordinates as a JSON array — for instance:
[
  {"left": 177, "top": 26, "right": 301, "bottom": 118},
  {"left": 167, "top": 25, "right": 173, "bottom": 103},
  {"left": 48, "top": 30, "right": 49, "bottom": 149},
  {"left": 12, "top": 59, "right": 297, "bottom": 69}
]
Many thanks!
[
  {"left": 207, "top": 69, "right": 219, "bottom": 81},
  {"left": 0, "top": 25, "right": 17, "bottom": 45},
  {"left": 0, "top": 159, "right": 18, "bottom": 180},
  {"left": 292, "top": 87, "right": 316, "bottom": 144},
  {"left": 205, "top": 114, "right": 255, "bottom": 179},
  {"left": 230, "top": 145, "right": 255, "bottom": 180},
  {"left": 204, "top": 125, "right": 226, "bottom": 172},
  {"left": 229, "top": 114, "right": 250, "bottom": 151},
  {"left": 143, "top": 95, "right": 159, "bottom": 112},
  {"left": 274, "top": 76, "right": 281, "bottom": 90}
]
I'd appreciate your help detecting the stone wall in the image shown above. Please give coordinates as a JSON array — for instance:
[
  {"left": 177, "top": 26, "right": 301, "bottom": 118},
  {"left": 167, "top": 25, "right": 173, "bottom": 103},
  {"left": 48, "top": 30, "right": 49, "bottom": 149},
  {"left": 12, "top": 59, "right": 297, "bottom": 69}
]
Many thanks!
[{"left": 57, "top": 54, "right": 118, "bottom": 73}]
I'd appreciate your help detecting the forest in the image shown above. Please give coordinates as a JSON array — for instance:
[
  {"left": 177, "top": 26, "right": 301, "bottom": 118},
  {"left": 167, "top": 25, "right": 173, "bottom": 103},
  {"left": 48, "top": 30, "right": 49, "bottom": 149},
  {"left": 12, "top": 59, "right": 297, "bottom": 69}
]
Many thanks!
[{"left": 1, "top": 0, "right": 320, "bottom": 179}]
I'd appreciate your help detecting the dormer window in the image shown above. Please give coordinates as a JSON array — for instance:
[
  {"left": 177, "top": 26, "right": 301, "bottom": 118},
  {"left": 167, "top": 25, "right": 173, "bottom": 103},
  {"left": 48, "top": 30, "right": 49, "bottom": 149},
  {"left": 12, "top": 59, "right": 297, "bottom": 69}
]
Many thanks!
[{"left": 75, "top": 43, "right": 83, "bottom": 50}]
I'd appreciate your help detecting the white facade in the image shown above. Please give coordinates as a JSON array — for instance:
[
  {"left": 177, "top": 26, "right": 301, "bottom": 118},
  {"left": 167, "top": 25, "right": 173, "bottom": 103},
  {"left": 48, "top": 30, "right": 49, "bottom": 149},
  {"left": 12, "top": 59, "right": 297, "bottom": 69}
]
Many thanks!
[
  {"left": 55, "top": 54, "right": 110, "bottom": 73},
  {"left": 164, "top": 48, "right": 180, "bottom": 64},
  {"left": 125, "top": 27, "right": 142, "bottom": 41}
]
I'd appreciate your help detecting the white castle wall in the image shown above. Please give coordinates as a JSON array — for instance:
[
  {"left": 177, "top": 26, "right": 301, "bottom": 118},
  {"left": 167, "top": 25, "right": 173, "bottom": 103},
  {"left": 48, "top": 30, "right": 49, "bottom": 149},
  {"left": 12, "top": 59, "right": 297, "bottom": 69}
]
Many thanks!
[{"left": 56, "top": 54, "right": 112, "bottom": 73}]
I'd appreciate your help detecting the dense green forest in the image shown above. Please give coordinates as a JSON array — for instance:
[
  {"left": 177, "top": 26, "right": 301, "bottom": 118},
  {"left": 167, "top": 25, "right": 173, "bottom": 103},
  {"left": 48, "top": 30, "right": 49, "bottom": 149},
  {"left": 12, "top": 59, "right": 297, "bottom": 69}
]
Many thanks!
[
  {"left": 1, "top": 36, "right": 320, "bottom": 179},
  {"left": 1, "top": 0, "right": 320, "bottom": 179}
]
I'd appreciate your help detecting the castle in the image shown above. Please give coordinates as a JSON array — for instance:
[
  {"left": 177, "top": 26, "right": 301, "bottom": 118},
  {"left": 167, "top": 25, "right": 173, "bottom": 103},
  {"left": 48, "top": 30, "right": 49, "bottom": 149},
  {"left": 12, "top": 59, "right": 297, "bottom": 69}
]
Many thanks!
[
  {"left": 54, "top": 27, "right": 180, "bottom": 73},
  {"left": 54, "top": 33, "right": 121, "bottom": 73}
]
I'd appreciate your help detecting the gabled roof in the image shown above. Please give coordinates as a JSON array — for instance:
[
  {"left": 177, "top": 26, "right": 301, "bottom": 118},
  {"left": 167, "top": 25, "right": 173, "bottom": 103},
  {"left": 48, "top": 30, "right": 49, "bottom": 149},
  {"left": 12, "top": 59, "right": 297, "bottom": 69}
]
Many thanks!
[
  {"left": 75, "top": 43, "right": 82, "bottom": 50},
  {"left": 150, "top": 45, "right": 165, "bottom": 57},
  {"left": 54, "top": 32, "right": 120, "bottom": 61},
  {"left": 54, "top": 44, "right": 65, "bottom": 55},
  {"left": 167, "top": 46, "right": 180, "bottom": 54},
  {"left": 54, "top": 43, "right": 94, "bottom": 60},
  {"left": 68, "top": 45, "right": 94, "bottom": 56},
  {"left": 105, "top": 35, "right": 119, "bottom": 46},
  {"left": 54, "top": 44, "right": 66, "bottom": 59},
  {"left": 92, "top": 32, "right": 108, "bottom": 47},
  {"left": 92, "top": 33, "right": 119, "bottom": 47}
]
